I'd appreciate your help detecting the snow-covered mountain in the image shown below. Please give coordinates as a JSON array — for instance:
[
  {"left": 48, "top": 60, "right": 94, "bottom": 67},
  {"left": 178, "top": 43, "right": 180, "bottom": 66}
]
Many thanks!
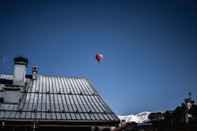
[{"left": 118, "top": 112, "right": 151, "bottom": 123}]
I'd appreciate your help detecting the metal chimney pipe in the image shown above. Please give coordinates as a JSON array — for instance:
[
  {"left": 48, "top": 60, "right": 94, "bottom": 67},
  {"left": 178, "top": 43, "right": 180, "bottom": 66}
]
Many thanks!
[{"left": 32, "top": 65, "right": 38, "bottom": 80}]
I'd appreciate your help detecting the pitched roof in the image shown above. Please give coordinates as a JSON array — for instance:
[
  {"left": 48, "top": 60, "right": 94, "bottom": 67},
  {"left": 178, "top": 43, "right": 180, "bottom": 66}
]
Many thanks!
[{"left": 0, "top": 75, "right": 119, "bottom": 126}]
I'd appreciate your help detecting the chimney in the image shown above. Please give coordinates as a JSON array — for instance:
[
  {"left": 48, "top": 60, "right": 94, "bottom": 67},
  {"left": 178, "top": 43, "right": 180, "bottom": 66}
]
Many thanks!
[
  {"left": 32, "top": 65, "right": 38, "bottom": 80},
  {"left": 13, "top": 57, "right": 28, "bottom": 86}
]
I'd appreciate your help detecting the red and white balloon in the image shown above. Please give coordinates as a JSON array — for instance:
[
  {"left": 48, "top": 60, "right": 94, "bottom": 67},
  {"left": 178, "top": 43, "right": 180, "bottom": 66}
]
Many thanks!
[{"left": 96, "top": 53, "right": 104, "bottom": 62}]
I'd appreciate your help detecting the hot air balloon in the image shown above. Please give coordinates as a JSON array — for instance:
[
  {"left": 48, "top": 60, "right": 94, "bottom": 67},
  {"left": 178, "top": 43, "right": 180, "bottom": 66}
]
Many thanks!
[{"left": 96, "top": 53, "right": 104, "bottom": 62}]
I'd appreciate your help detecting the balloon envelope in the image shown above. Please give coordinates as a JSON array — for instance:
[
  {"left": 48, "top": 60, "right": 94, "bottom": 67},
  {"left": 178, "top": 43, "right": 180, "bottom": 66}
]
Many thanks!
[{"left": 96, "top": 53, "right": 104, "bottom": 62}]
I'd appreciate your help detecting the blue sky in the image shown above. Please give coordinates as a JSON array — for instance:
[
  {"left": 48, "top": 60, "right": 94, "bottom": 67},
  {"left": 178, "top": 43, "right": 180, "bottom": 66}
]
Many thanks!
[{"left": 0, "top": 0, "right": 197, "bottom": 115}]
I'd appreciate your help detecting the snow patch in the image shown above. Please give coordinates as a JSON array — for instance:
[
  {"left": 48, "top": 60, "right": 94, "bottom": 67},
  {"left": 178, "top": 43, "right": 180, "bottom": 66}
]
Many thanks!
[{"left": 118, "top": 112, "right": 151, "bottom": 123}]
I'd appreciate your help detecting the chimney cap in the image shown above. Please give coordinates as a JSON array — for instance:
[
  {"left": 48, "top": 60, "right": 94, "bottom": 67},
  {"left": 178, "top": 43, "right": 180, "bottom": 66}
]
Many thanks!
[
  {"left": 32, "top": 65, "right": 38, "bottom": 69},
  {"left": 14, "top": 56, "right": 28, "bottom": 66}
]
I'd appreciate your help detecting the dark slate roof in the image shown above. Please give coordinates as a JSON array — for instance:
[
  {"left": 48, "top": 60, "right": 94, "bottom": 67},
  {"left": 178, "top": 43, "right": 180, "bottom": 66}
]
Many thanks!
[{"left": 0, "top": 75, "right": 119, "bottom": 126}]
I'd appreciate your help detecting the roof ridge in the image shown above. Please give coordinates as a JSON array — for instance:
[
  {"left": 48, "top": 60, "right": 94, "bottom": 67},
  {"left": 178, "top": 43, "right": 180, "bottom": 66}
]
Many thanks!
[{"left": 39, "top": 74, "right": 86, "bottom": 79}]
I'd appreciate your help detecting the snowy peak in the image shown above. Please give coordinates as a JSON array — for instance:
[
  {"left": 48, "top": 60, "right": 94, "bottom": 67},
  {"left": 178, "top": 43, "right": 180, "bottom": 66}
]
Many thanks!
[{"left": 118, "top": 112, "right": 151, "bottom": 123}]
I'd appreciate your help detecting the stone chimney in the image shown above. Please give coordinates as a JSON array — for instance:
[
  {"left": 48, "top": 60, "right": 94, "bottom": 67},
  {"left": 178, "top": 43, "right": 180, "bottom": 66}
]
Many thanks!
[
  {"left": 13, "top": 57, "right": 28, "bottom": 86},
  {"left": 0, "top": 57, "right": 28, "bottom": 104}
]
